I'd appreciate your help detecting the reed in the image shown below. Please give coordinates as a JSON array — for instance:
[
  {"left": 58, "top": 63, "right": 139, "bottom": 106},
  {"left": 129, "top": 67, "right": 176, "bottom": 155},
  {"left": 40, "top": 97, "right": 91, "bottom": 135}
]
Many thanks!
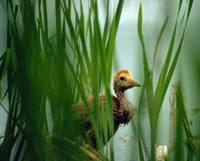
[
  {"left": 0, "top": 0, "right": 200, "bottom": 161},
  {"left": 0, "top": 0, "right": 124, "bottom": 160},
  {"left": 136, "top": 0, "right": 198, "bottom": 161}
]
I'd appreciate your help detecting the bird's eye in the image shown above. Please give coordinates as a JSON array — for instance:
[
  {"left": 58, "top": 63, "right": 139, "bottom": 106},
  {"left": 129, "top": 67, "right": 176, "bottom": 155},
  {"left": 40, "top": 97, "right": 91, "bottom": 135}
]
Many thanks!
[{"left": 120, "top": 76, "right": 125, "bottom": 81}]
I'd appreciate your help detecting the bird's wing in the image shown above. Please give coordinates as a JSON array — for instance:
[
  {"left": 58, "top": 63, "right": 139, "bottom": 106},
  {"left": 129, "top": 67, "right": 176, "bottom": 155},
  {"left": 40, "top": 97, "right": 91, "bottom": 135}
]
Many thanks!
[
  {"left": 72, "top": 94, "right": 119, "bottom": 148},
  {"left": 72, "top": 94, "right": 106, "bottom": 119}
]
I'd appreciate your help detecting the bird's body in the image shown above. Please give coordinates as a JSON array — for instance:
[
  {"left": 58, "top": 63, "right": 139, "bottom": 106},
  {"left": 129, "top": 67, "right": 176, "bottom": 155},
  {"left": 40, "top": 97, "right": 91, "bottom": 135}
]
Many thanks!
[{"left": 73, "top": 69, "right": 140, "bottom": 148}]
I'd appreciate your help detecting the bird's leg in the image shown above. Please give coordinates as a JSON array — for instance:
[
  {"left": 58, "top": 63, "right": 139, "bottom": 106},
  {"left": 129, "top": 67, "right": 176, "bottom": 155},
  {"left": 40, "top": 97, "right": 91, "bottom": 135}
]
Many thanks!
[
  {"left": 82, "top": 144, "right": 109, "bottom": 161},
  {"left": 82, "top": 144, "right": 101, "bottom": 161}
]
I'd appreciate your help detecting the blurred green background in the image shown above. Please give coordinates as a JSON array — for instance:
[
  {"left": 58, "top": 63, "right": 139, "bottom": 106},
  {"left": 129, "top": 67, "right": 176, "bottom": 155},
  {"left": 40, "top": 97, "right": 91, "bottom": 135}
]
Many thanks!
[{"left": 0, "top": 0, "right": 200, "bottom": 161}]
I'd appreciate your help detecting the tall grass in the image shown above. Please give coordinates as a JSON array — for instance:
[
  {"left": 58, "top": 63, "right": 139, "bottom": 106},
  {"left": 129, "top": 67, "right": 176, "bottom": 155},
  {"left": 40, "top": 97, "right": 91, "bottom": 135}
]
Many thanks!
[
  {"left": 0, "top": 0, "right": 124, "bottom": 160},
  {"left": 136, "top": 0, "right": 199, "bottom": 161},
  {"left": 1, "top": 0, "right": 200, "bottom": 161}
]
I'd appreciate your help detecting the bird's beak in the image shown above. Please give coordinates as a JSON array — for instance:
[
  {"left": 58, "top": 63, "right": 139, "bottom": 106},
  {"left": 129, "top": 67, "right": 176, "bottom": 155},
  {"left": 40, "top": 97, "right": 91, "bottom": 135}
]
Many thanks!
[
  {"left": 127, "top": 79, "right": 141, "bottom": 88},
  {"left": 133, "top": 80, "right": 141, "bottom": 87}
]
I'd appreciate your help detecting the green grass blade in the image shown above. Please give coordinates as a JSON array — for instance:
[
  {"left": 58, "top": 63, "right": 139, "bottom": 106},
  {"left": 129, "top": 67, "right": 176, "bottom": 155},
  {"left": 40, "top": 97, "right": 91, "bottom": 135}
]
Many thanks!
[
  {"left": 137, "top": 3, "right": 149, "bottom": 78},
  {"left": 154, "top": 0, "right": 185, "bottom": 104},
  {"left": 106, "top": 0, "right": 124, "bottom": 81},
  {"left": 178, "top": 0, "right": 183, "bottom": 13},
  {"left": 187, "top": 0, "right": 194, "bottom": 21},
  {"left": 103, "top": 0, "right": 110, "bottom": 43},
  {"left": 153, "top": 17, "right": 169, "bottom": 68},
  {"left": 154, "top": 24, "right": 177, "bottom": 106},
  {"left": 175, "top": 84, "right": 184, "bottom": 161}
]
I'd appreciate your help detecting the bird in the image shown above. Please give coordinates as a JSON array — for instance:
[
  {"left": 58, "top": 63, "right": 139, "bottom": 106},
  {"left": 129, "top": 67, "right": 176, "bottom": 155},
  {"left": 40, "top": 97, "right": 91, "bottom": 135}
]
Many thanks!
[{"left": 73, "top": 69, "right": 141, "bottom": 149}]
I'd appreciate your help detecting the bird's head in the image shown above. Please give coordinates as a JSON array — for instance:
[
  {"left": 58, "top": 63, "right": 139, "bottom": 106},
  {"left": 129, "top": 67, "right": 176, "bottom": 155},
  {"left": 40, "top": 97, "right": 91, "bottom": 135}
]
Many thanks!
[{"left": 113, "top": 69, "right": 141, "bottom": 92}]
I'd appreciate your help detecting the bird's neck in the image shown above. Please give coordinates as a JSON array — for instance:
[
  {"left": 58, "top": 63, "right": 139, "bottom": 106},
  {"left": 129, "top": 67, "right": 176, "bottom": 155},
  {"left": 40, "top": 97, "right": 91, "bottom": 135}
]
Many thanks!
[{"left": 114, "top": 86, "right": 125, "bottom": 98}]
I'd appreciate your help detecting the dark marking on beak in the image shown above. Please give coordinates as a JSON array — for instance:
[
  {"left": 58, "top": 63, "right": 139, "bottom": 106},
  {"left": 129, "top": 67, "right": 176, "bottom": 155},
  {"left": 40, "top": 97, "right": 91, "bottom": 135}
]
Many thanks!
[
  {"left": 133, "top": 81, "right": 141, "bottom": 87},
  {"left": 126, "top": 79, "right": 141, "bottom": 88}
]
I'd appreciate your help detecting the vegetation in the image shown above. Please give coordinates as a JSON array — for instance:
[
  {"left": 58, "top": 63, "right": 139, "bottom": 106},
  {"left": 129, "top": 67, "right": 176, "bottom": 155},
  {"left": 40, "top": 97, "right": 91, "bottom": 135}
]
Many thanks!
[
  {"left": 136, "top": 0, "right": 198, "bottom": 161},
  {"left": 0, "top": 0, "right": 200, "bottom": 161}
]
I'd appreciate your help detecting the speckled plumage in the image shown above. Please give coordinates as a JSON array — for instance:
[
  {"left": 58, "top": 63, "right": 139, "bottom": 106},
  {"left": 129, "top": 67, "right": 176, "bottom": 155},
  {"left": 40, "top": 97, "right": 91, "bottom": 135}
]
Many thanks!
[{"left": 73, "top": 69, "right": 140, "bottom": 148}]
